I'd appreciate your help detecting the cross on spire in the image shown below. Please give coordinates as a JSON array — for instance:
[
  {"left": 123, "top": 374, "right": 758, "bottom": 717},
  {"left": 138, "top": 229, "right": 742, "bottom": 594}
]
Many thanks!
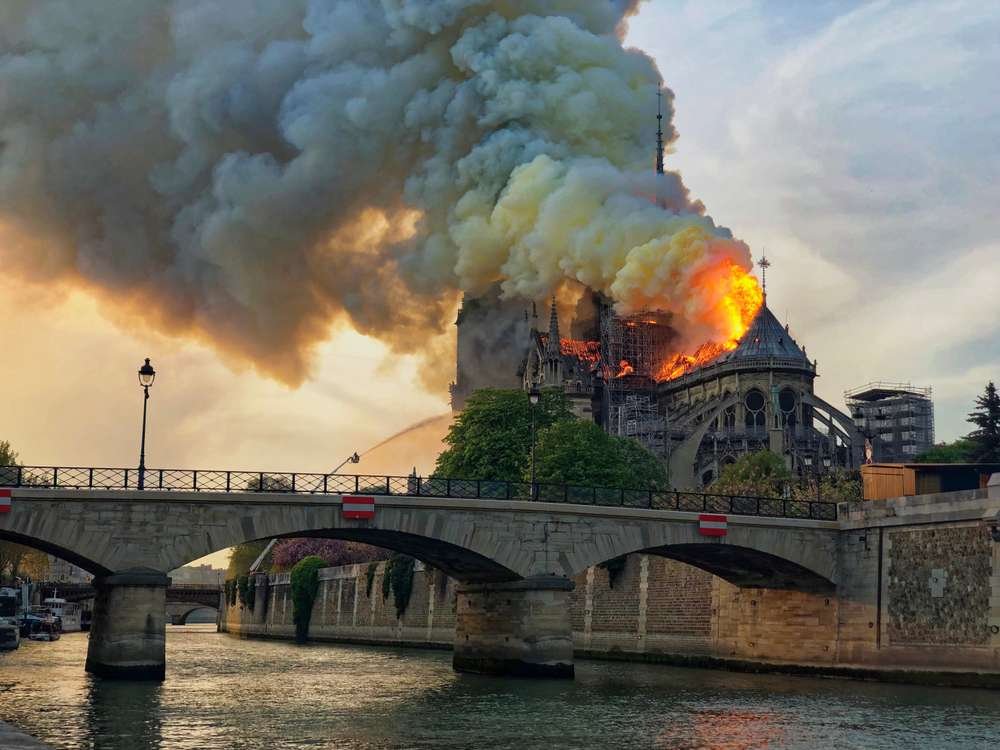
[{"left": 758, "top": 253, "right": 771, "bottom": 299}]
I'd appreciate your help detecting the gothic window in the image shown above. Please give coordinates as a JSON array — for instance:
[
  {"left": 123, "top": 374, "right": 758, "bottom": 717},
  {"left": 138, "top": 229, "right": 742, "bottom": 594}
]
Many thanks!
[
  {"left": 744, "top": 389, "right": 766, "bottom": 430},
  {"left": 723, "top": 405, "right": 736, "bottom": 430},
  {"left": 778, "top": 387, "right": 798, "bottom": 428}
]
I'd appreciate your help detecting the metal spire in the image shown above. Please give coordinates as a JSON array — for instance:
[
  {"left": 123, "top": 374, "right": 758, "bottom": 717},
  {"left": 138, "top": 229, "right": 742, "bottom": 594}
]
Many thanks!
[
  {"left": 656, "top": 88, "right": 665, "bottom": 176},
  {"left": 758, "top": 253, "right": 771, "bottom": 301}
]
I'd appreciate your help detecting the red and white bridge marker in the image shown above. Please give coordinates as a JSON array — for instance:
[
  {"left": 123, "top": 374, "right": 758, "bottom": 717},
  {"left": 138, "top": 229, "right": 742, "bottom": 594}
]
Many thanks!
[
  {"left": 0, "top": 489, "right": 11, "bottom": 513},
  {"left": 698, "top": 513, "right": 727, "bottom": 537},
  {"left": 342, "top": 495, "right": 375, "bottom": 520}
]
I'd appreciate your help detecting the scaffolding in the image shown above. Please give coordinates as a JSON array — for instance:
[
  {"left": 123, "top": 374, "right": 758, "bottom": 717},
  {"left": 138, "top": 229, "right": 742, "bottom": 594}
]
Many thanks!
[
  {"left": 844, "top": 382, "right": 935, "bottom": 462},
  {"left": 599, "top": 302, "right": 672, "bottom": 457},
  {"left": 610, "top": 394, "right": 667, "bottom": 457}
]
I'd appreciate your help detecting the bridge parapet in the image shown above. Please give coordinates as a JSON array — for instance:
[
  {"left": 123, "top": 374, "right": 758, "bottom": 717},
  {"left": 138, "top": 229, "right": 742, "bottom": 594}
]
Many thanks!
[{"left": 0, "top": 464, "right": 838, "bottom": 521}]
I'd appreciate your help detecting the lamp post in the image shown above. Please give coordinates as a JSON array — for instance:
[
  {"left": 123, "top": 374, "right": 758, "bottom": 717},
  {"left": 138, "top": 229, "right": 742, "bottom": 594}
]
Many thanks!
[
  {"left": 137, "top": 358, "right": 156, "bottom": 490},
  {"left": 529, "top": 386, "right": 541, "bottom": 498}
]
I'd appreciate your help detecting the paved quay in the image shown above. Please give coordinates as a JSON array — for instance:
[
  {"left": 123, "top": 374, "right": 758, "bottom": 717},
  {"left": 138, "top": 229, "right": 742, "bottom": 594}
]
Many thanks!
[{"left": 0, "top": 720, "right": 55, "bottom": 749}]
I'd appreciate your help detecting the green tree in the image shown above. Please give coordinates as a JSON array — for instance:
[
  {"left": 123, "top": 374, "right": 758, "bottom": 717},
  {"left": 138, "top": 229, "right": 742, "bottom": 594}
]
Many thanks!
[
  {"left": 0, "top": 440, "right": 18, "bottom": 466},
  {"left": 914, "top": 439, "right": 977, "bottom": 463},
  {"left": 532, "top": 420, "right": 667, "bottom": 489},
  {"left": 709, "top": 451, "right": 791, "bottom": 497},
  {"left": 967, "top": 381, "right": 1000, "bottom": 462},
  {"left": 290, "top": 555, "right": 327, "bottom": 643},
  {"left": 435, "top": 388, "right": 573, "bottom": 481},
  {"left": 226, "top": 541, "right": 269, "bottom": 578}
]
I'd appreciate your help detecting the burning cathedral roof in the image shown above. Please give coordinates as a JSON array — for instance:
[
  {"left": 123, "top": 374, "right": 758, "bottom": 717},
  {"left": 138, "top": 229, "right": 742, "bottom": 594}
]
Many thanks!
[{"left": 718, "top": 302, "right": 811, "bottom": 365}]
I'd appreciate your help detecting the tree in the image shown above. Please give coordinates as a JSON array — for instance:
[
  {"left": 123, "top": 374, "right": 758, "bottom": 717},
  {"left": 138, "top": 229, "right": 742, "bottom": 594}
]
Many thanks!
[
  {"left": 271, "top": 539, "right": 387, "bottom": 571},
  {"left": 226, "top": 541, "right": 269, "bottom": 578},
  {"left": 914, "top": 439, "right": 977, "bottom": 463},
  {"left": 967, "top": 381, "right": 1000, "bottom": 462},
  {"left": 0, "top": 440, "right": 18, "bottom": 467},
  {"left": 709, "top": 451, "right": 791, "bottom": 497},
  {"left": 532, "top": 420, "right": 667, "bottom": 489},
  {"left": 435, "top": 388, "right": 573, "bottom": 481}
]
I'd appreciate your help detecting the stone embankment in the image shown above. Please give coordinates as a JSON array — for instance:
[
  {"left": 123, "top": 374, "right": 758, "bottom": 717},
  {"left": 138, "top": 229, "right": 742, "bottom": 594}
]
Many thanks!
[{"left": 221, "top": 487, "right": 1000, "bottom": 687}]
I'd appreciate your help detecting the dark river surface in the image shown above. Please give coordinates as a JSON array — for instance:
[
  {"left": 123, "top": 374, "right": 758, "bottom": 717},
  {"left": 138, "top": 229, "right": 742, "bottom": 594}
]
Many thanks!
[{"left": 1, "top": 626, "right": 999, "bottom": 749}]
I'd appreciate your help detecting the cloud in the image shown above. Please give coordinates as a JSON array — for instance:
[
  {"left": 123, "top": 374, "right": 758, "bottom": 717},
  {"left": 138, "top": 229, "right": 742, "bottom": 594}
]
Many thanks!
[{"left": 630, "top": 0, "right": 1000, "bottom": 439}]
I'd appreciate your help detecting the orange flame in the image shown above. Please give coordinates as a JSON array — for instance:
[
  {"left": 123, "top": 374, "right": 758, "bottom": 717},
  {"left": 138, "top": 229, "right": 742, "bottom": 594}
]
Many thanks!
[
  {"left": 656, "top": 261, "right": 763, "bottom": 382},
  {"left": 616, "top": 360, "right": 635, "bottom": 378}
]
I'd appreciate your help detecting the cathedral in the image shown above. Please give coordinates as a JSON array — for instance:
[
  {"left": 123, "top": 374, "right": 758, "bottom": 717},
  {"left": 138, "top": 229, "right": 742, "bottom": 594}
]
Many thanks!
[{"left": 450, "top": 278, "right": 863, "bottom": 490}]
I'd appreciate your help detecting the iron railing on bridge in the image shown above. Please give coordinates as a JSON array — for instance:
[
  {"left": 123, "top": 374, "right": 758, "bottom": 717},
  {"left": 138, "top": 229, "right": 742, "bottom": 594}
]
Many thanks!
[{"left": 0, "top": 465, "right": 838, "bottom": 521}]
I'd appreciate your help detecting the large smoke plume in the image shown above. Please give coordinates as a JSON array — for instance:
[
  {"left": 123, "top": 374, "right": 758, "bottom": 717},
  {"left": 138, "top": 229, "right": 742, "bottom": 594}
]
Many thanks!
[{"left": 0, "top": 0, "right": 754, "bottom": 389}]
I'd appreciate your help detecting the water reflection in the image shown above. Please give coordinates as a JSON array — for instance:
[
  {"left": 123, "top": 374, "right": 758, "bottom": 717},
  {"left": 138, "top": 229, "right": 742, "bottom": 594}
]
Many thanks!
[
  {"left": 84, "top": 677, "right": 162, "bottom": 750},
  {"left": 0, "top": 627, "right": 998, "bottom": 750}
]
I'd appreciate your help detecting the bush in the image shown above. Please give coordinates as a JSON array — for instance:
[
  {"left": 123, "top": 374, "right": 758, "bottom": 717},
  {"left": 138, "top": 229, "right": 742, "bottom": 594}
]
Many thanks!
[
  {"left": 225, "top": 579, "right": 242, "bottom": 607},
  {"left": 237, "top": 576, "right": 256, "bottom": 610},
  {"left": 381, "top": 554, "right": 416, "bottom": 619},
  {"left": 290, "top": 555, "right": 328, "bottom": 643}
]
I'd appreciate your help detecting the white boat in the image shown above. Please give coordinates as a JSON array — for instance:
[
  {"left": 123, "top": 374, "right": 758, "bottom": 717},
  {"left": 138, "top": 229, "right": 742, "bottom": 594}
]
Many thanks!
[{"left": 42, "top": 597, "right": 82, "bottom": 632}]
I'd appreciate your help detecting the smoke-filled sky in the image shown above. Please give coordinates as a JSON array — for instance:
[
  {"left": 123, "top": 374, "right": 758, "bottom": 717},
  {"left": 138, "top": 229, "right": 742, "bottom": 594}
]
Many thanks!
[{"left": 3, "top": 0, "right": 998, "bottom": 517}]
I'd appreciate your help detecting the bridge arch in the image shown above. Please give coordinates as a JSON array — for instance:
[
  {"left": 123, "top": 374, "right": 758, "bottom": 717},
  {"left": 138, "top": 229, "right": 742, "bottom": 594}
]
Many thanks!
[
  {"left": 563, "top": 521, "right": 837, "bottom": 592},
  {"left": 166, "top": 603, "right": 218, "bottom": 625},
  {"left": 0, "top": 529, "right": 110, "bottom": 576}
]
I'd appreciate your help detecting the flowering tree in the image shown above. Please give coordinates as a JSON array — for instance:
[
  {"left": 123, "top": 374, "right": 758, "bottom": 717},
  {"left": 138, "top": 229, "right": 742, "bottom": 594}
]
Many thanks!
[{"left": 271, "top": 539, "right": 387, "bottom": 571}]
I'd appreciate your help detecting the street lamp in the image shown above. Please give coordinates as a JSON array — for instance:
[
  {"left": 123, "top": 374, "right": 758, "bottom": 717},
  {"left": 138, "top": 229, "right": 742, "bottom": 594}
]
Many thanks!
[
  {"left": 137, "top": 358, "right": 156, "bottom": 490},
  {"left": 529, "top": 386, "right": 541, "bottom": 498}
]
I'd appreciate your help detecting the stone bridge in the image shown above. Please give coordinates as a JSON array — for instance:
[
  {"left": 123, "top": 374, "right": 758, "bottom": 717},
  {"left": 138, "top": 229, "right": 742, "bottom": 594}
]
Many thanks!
[
  {"left": 38, "top": 582, "right": 221, "bottom": 625},
  {"left": 0, "top": 486, "right": 839, "bottom": 680}
]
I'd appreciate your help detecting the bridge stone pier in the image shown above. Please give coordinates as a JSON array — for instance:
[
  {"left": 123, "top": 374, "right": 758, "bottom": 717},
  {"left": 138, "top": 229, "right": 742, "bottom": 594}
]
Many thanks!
[
  {"left": 0, "top": 487, "right": 840, "bottom": 681},
  {"left": 85, "top": 569, "right": 169, "bottom": 680}
]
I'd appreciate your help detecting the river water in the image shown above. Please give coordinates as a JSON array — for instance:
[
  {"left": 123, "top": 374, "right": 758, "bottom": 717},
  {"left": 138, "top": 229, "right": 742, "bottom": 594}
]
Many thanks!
[{"left": 1, "top": 626, "right": 999, "bottom": 749}]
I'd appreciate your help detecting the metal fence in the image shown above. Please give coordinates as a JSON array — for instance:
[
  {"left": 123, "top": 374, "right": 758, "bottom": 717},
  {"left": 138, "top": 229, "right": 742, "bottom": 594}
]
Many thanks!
[{"left": 0, "top": 465, "right": 838, "bottom": 521}]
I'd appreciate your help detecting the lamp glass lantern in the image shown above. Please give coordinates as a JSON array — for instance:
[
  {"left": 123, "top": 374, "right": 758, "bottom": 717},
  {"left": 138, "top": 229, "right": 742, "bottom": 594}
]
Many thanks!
[
  {"left": 138, "top": 358, "right": 156, "bottom": 388},
  {"left": 529, "top": 386, "right": 541, "bottom": 406}
]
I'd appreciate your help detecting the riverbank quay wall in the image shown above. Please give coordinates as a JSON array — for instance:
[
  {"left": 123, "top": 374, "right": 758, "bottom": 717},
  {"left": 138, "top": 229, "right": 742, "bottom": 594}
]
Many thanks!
[{"left": 221, "top": 487, "right": 1000, "bottom": 687}]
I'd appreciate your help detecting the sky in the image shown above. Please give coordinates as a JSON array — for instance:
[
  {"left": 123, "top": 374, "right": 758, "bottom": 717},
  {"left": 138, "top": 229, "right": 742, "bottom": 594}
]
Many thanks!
[{"left": 4, "top": 0, "right": 998, "bottom": 566}]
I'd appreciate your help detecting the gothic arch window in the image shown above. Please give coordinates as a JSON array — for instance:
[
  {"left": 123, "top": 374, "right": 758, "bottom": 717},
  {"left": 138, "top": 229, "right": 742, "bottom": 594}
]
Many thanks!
[
  {"left": 722, "top": 404, "right": 736, "bottom": 430},
  {"left": 779, "top": 387, "right": 798, "bottom": 428},
  {"left": 745, "top": 389, "right": 766, "bottom": 430}
]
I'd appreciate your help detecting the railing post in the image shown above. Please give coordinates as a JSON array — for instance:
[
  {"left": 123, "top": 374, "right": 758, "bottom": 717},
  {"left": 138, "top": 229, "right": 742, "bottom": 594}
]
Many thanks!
[
  {"left": 193, "top": 470, "right": 198, "bottom": 491},
  {"left": 259, "top": 472, "right": 264, "bottom": 492},
  {"left": 88, "top": 468, "right": 94, "bottom": 489},
  {"left": 291, "top": 474, "right": 296, "bottom": 493},
  {"left": 52, "top": 467, "right": 58, "bottom": 488},
  {"left": 416, "top": 476, "right": 423, "bottom": 497},
  {"left": 354, "top": 475, "right": 359, "bottom": 493},
  {"left": 446, "top": 478, "right": 451, "bottom": 498},
  {"left": 674, "top": 490, "right": 680, "bottom": 510},
  {"left": 476, "top": 479, "right": 481, "bottom": 499},
  {"left": 16, "top": 466, "right": 22, "bottom": 487},
  {"left": 124, "top": 469, "right": 129, "bottom": 490},
  {"left": 225, "top": 472, "right": 230, "bottom": 492},
  {"left": 386, "top": 476, "right": 391, "bottom": 496},
  {"left": 323, "top": 474, "right": 328, "bottom": 494},
  {"left": 159, "top": 470, "right": 164, "bottom": 490}
]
